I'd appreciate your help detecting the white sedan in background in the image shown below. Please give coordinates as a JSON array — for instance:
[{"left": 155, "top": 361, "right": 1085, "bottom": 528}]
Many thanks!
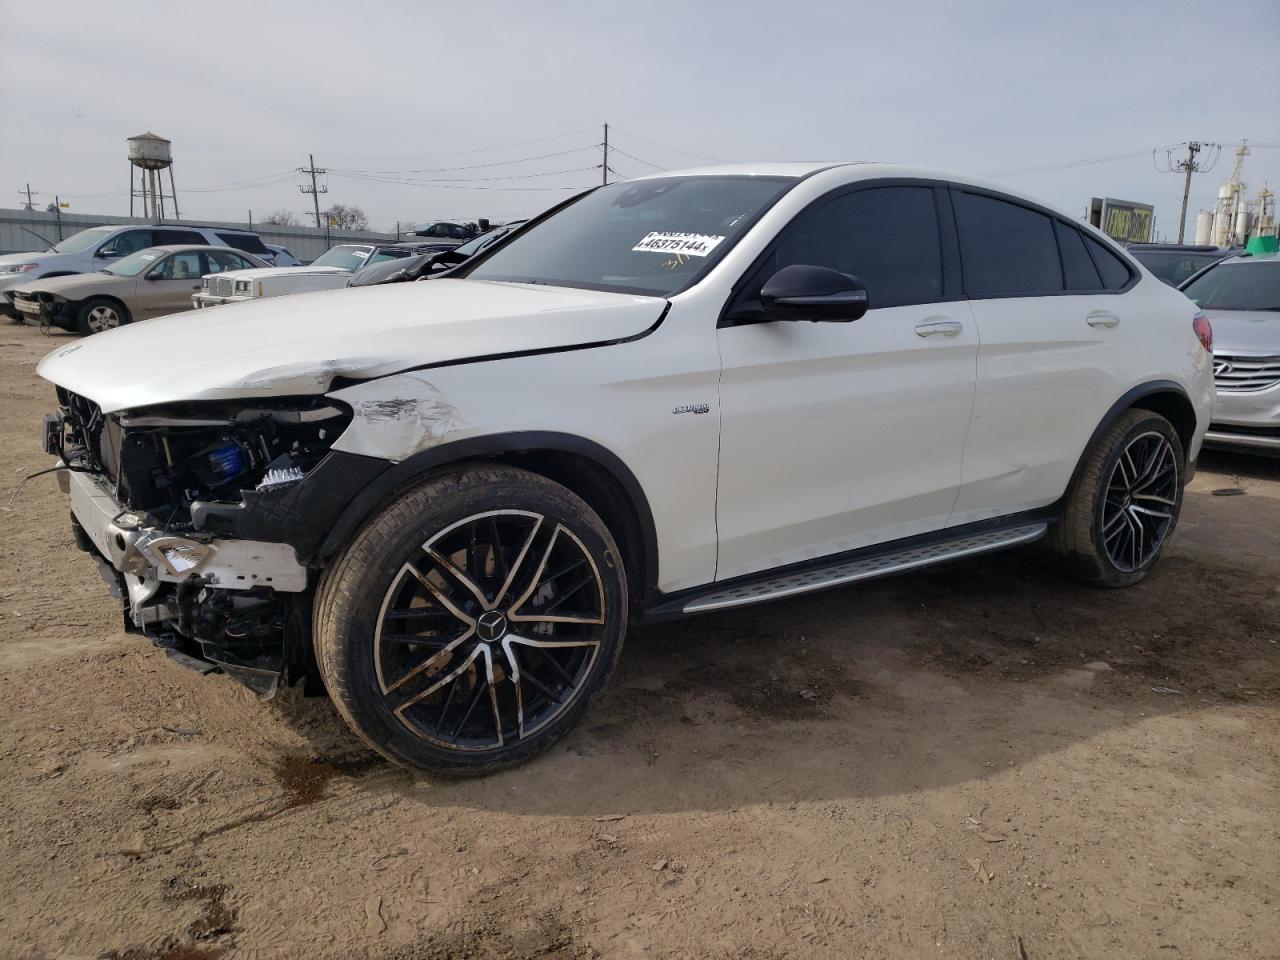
[{"left": 192, "top": 243, "right": 420, "bottom": 308}]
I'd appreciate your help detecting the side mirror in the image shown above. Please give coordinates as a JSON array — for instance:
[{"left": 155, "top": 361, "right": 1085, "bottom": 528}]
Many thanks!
[
  {"left": 97, "top": 247, "right": 120, "bottom": 259},
  {"left": 760, "top": 264, "right": 869, "bottom": 322}
]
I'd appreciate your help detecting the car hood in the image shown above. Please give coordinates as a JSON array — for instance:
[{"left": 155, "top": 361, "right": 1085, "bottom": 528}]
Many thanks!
[
  {"left": 38, "top": 278, "right": 667, "bottom": 413},
  {"left": 10, "top": 271, "right": 126, "bottom": 298},
  {"left": 214, "top": 264, "right": 353, "bottom": 282},
  {"left": 0, "top": 250, "right": 52, "bottom": 266},
  {"left": 1202, "top": 308, "right": 1280, "bottom": 354}
]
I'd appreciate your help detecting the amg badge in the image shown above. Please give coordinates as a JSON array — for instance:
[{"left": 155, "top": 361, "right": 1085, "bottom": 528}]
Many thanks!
[{"left": 672, "top": 402, "right": 711, "bottom": 415}]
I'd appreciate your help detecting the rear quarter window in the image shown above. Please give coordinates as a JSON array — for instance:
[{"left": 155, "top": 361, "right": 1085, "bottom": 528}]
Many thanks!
[
  {"left": 1085, "top": 235, "right": 1134, "bottom": 290},
  {"left": 1054, "top": 221, "right": 1103, "bottom": 291},
  {"left": 216, "top": 232, "right": 271, "bottom": 256}
]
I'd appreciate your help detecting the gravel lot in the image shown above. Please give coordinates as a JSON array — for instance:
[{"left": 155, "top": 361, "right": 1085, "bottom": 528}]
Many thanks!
[{"left": 1, "top": 321, "right": 1276, "bottom": 960}]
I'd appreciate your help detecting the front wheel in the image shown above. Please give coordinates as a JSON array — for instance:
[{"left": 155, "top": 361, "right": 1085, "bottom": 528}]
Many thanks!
[
  {"left": 315, "top": 465, "right": 628, "bottom": 776},
  {"left": 76, "top": 297, "right": 130, "bottom": 335},
  {"left": 1042, "top": 408, "right": 1185, "bottom": 587}
]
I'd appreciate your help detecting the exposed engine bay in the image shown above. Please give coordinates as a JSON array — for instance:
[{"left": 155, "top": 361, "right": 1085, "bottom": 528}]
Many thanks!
[{"left": 45, "top": 389, "right": 353, "bottom": 694}]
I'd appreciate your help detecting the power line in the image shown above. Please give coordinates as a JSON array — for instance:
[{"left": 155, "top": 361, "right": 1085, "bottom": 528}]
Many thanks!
[
  {"left": 332, "top": 145, "right": 599, "bottom": 176},
  {"left": 325, "top": 125, "right": 601, "bottom": 161},
  {"left": 985, "top": 147, "right": 1179, "bottom": 178},
  {"left": 607, "top": 146, "right": 668, "bottom": 171},
  {"left": 608, "top": 127, "right": 727, "bottom": 163},
  {"left": 333, "top": 166, "right": 599, "bottom": 185}
]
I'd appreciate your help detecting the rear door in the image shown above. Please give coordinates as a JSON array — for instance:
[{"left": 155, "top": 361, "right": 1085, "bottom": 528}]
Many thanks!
[
  {"left": 715, "top": 182, "right": 978, "bottom": 581},
  {"left": 948, "top": 188, "right": 1137, "bottom": 524}
]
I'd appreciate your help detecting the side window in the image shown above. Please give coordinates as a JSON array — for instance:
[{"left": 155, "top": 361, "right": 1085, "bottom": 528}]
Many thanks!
[
  {"left": 1084, "top": 235, "right": 1134, "bottom": 291},
  {"left": 215, "top": 232, "right": 271, "bottom": 255},
  {"left": 151, "top": 251, "right": 202, "bottom": 280},
  {"left": 1054, "top": 221, "right": 1103, "bottom": 291},
  {"left": 954, "top": 191, "right": 1063, "bottom": 296},
  {"left": 738, "top": 185, "right": 944, "bottom": 312},
  {"left": 156, "top": 229, "right": 205, "bottom": 245},
  {"left": 103, "top": 229, "right": 155, "bottom": 257},
  {"left": 204, "top": 250, "right": 252, "bottom": 273}
]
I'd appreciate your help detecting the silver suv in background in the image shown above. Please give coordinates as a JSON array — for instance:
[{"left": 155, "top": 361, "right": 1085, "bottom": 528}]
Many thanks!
[
  {"left": 1180, "top": 252, "right": 1280, "bottom": 455},
  {"left": 0, "top": 223, "right": 273, "bottom": 318}
]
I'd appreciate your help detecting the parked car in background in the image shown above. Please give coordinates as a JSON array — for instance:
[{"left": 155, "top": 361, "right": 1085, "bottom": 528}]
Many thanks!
[
  {"left": 37, "top": 163, "right": 1213, "bottom": 776},
  {"left": 0, "top": 223, "right": 272, "bottom": 318},
  {"left": 8, "top": 245, "right": 266, "bottom": 334},
  {"left": 347, "top": 221, "right": 528, "bottom": 287},
  {"left": 1180, "top": 252, "right": 1280, "bottom": 455},
  {"left": 412, "top": 220, "right": 477, "bottom": 243},
  {"left": 192, "top": 242, "right": 424, "bottom": 308},
  {"left": 1128, "top": 243, "right": 1240, "bottom": 287},
  {"left": 264, "top": 244, "right": 302, "bottom": 267}
]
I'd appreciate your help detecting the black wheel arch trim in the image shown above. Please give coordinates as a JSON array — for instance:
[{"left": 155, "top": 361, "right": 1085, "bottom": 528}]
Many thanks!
[
  {"left": 1066, "top": 380, "right": 1197, "bottom": 494},
  {"left": 314, "top": 432, "right": 660, "bottom": 593}
]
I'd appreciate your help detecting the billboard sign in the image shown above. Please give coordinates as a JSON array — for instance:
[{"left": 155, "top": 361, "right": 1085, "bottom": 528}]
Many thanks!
[{"left": 1089, "top": 197, "right": 1154, "bottom": 243}]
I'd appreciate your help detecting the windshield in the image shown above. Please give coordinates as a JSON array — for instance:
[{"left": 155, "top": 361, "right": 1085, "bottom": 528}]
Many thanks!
[
  {"left": 311, "top": 245, "right": 372, "bottom": 270},
  {"left": 454, "top": 225, "right": 511, "bottom": 257},
  {"left": 1182, "top": 261, "right": 1280, "bottom": 311},
  {"left": 465, "top": 176, "right": 795, "bottom": 296},
  {"left": 1134, "top": 250, "right": 1225, "bottom": 286},
  {"left": 51, "top": 226, "right": 115, "bottom": 254},
  {"left": 104, "top": 248, "right": 165, "bottom": 277}
]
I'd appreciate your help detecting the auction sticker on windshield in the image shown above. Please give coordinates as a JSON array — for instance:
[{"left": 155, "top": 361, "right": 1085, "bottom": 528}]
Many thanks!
[{"left": 632, "top": 232, "right": 725, "bottom": 257}]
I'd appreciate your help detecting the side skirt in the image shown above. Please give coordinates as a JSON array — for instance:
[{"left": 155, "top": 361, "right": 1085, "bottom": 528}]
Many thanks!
[{"left": 644, "top": 511, "right": 1055, "bottom": 620}]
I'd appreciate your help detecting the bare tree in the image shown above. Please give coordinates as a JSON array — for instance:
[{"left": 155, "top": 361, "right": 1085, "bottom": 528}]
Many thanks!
[
  {"left": 323, "top": 204, "right": 369, "bottom": 231},
  {"left": 261, "top": 209, "right": 298, "bottom": 226}
]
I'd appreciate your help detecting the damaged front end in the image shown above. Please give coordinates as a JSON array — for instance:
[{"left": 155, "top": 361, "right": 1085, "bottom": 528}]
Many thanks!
[{"left": 47, "top": 389, "right": 357, "bottom": 695}]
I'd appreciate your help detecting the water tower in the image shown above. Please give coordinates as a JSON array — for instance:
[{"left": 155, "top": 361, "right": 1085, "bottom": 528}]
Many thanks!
[{"left": 128, "top": 132, "right": 180, "bottom": 221}]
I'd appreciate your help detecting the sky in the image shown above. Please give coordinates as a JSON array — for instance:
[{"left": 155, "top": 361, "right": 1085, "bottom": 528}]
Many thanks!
[{"left": 1, "top": 0, "right": 1277, "bottom": 239}]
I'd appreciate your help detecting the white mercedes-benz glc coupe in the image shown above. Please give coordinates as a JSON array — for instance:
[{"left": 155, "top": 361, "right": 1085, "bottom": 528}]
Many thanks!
[{"left": 37, "top": 163, "right": 1215, "bottom": 775}]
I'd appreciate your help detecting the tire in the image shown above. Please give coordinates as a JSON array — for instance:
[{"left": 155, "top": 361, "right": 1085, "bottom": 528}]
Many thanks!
[
  {"left": 315, "top": 465, "right": 628, "bottom": 776},
  {"left": 1042, "top": 408, "right": 1185, "bottom": 587},
  {"left": 76, "top": 297, "right": 130, "bottom": 336}
]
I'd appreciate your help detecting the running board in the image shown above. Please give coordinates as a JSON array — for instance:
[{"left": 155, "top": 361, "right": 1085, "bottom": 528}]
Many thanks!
[{"left": 683, "top": 522, "right": 1049, "bottom": 614}]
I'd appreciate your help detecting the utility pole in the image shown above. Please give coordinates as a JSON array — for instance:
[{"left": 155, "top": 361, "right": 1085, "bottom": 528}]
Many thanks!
[
  {"left": 602, "top": 123, "right": 609, "bottom": 186},
  {"left": 53, "top": 195, "right": 64, "bottom": 240},
  {"left": 1176, "top": 142, "right": 1200, "bottom": 244},
  {"left": 20, "top": 183, "right": 36, "bottom": 211},
  {"left": 297, "top": 153, "right": 328, "bottom": 230},
  {"left": 1157, "top": 142, "right": 1221, "bottom": 243}
]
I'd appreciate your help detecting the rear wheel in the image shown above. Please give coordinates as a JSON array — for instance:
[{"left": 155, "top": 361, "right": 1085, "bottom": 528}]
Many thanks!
[
  {"left": 76, "top": 297, "right": 130, "bottom": 335},
  {"left": 315, "top": 466, "right": 627, "bottom": 776},
  {"left": 1043, "top": 408, "right": 1184, "bottom": 587}
]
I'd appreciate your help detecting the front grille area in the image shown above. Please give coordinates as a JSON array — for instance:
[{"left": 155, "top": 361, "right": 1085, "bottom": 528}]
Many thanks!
[
  {"left": 212, "top": 276, "right": 234, "bottom": 298},
  {"left": 59, "top": 389, "right": 122, "bottom": 484},
  {"left": 1214, "top": 354, "right": 1280, "bottom": 393}
]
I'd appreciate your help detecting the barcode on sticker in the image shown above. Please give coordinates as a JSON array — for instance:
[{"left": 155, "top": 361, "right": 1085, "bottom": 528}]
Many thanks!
[{"left": 632, "top": 232, "right": 725, "bottom": 257}]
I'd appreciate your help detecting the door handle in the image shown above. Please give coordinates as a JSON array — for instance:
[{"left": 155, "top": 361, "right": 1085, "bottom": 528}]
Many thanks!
[
  {"left": 1086, "top": 310, "right": 1120, "bottom": 328},
  {"left": 914, "top": 318, "right": 963, "bottom": 337}
]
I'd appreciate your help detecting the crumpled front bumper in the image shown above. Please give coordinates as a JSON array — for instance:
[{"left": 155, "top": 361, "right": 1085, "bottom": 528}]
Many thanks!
[{"left": 66, "top": 467, "right": 308, "bottom": 628}]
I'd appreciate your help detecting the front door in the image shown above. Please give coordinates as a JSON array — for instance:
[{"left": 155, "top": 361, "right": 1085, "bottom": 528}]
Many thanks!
[
  {"left": 137, "top": 250, "right": 204, "bottom": 319},
  {"left": 715, "top": 183, "right": 978, "bottom": 582}
]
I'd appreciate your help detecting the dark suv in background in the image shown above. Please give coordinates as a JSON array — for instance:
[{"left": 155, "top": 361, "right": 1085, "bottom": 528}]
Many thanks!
[{"left": 1127, "top": 243, "right": 1241, "bottom": 287}]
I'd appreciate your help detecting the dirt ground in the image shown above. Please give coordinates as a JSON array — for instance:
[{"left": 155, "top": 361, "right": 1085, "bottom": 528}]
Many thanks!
[{"left": 0, "top": 321, "right": 1276, "bottom": 960}]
